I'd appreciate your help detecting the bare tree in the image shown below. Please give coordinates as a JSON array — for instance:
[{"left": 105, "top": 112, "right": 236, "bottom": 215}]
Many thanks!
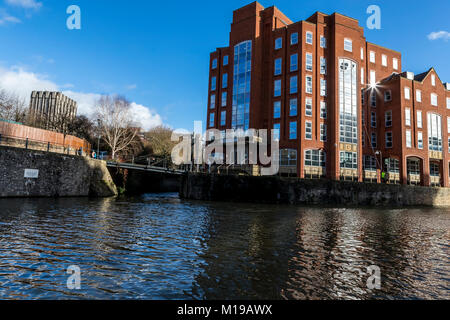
[
  {"left": 95, "top": 95, "right": 140, "bottom": 160},
  {"left": 0, "top": 89, "right": 28, "bottom": 123},
  {"left": 144, "top": 125, "right": 176, "bottom": 158}
]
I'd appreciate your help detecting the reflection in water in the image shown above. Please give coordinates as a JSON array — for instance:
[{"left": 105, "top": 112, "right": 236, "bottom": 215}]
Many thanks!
[{"left": 0, "top": 194, "right": 448, "bottom": 300}]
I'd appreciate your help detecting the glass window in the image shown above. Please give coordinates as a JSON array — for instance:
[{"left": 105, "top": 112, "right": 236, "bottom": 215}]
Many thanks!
[
  {"left": 209, "top": 113, "right": 215, "bottom": 127},
  {"left": 405, "top": 108, "right": 411, "bottom": 126},
  {"left": 305, "top": 150, "right": 326, "bottom": 167},
  {"left": 431, "top": 74, "right": 436, "bottom": 86},
  {"left": 306, "top": 76, "right": 312, "bottom": 94},
  {"left": 361, "top": 68, "right": 364, "bottom": 85},
  {"left": 448, "top": 137, "right": 450, "bottom": 153},
  {"left": 370, "top": 51, "right": 375, "bottom": 63},
  {"left": 344, "top": 38, "right": 352, "bottom": 52},
  {"left": 306, "top": 32, "right": 313, "bottom": 44},
  {"left": 223, "top": 55, "right": 228, "bottom": 66},
  {"left": 289, "top": 98, "right": 297, "bottom": 117},
  {"left": 274, "top": 58, "right": 282, "bottom": 75},
  {"left": 417, "top": 111, "right": 422, "bottom": 128},
  {"left": 382, "top": 54, "right": 387, "bottom": 66},
  {"left": 221, "top": 92, "right": 227, "bottom": 107},
  {"left": 447, "top": 97, "right": 450, "bottom": 109},
  {"left": 384, "top": 90, "right": 392, "bottom": 102},
  {"left": 406, "top": 130, "right": 412, "bottom": 148},
  {"left": 320, "top": 101, "right": 327, "bottom": 119},
  {"left": 273, "top": 101, "right": 281, "bottom": 119},
  {"left": 386, "top": 158, "right": 399, "bottom": 173},
  {"left": 430, "top": 162, "right": 440, "bottom": 176},
  {"left": 305, "top": 121, "right": 312, "bottom": 140},
  {"left": 360, "top": 47, "right": 364, "bottom": 60},
  {"left": 393, "top": 58, "right": 398, "bottom": 70},
  {"left": 404, "top": 87, "right": 410, "bottom": 100},
  {"left": 339, "top": 59, "right": 358, "bottom": 145},
  {"left": 340, "top": 152, "right": 357, "bottom": 169},
  {"left": 220, "top": 111, "right": 226, "bottom": 126},
  {"left": 211, "top": 76, "right": 216, "bottom": 91},
  {"left": 222, "top": 73, "right": 228, "bottom": 89},
  {"left": 428, "top": 113, "right": 442, "bottom": 151},
  {"left": 386, "top": 132, "right": 393, "bottom": 148},
  {"left": 212, "top": 58, "right": 217, "bottom": 69},
  {"left": 431, "top": 94, "right": 438, "bottom": 106},
  {"left": 280, "top": 149, "right": 297, "bottom": 166},
  {"left": 371, "top": 132, "right": 377, "bottom": 148},
  {"left": 320, "top": 79, "right": 327, "bottom": 97},
  {"left": 273, "top": 123, "right": 280, "bottom": 141},
  {"left": 364, "top": 156, "right": 377, "bottom": 171},
  {"left": 290, "top": 76, "right": 298, "bottom": 94},
  {"left": 385, "top": 111, "right": 392, "bottom": 127},
  {"left": 416, "top": 90, "right": 422, "bottom": 102},
  {"left": 291, "top": 33, "right": 298, "bottom": 45},
  {"left": 289, "top": 121, "right": 297, "bottom": 140},
  {"left": 306, "top": 53, "right": 313, "bottom": 71},
  {"left": 320, "top": 36, "right": 326, "bottom": 48},
  {"left": 274, "top": 79, "right": 281, "bottom": 97},
  {"left": 305, "top": 98, "right": 312, "bottom": 117},
  {"left": 320, "top": 57, "right": 327, "bottom": 75},
  {"left": 370, "top": 70, "right": 376, "bottom": 86},
  {"left": 275, "top": 37, "right": 282, "bottom": 50},
  {"left": 320, "top": 124, "right": 327, "bottom": 142},
  {"left": 290, "top": 54, "right": 298, "bottom": 72},
  {"left": 371, "top": 112, "right": 377, "bottom": 128},
  {"left": 418, "top": 132, "right": 423, "bottom": 149},
  {"left": 232, "top": 40, "right": 252, "bottom": 130},
  {"left": 370, "top": 91, "right": 377, "bottom": 107},
  {"left": 210, "top": 94, "right": 215, "bottom": 109}
]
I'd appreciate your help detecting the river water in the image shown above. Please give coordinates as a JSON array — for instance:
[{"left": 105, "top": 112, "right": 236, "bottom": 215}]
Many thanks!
[{"left": 0, "top": 193, "right": 448, "bottom": 300}]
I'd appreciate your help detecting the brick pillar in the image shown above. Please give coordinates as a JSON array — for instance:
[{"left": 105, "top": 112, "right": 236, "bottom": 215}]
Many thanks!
[
  {"left": 401, "top": 156, "right": 408, "bottom": 185},
  {"left": 423, "top": 157, "right": 430, "bottom": 187}
]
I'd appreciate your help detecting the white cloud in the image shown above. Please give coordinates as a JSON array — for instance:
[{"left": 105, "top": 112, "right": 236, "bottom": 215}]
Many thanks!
[
  {"left": 0, "top": 65, "right": 164, "bottom": 131},
  {"left": 0, "top": 11, "right": 21, "bottom": 25},
  {"left": 126, "top": 84, "right": 137, "bottom": 90},
  {"left": 427, "top": 31, "right": 450, "bottom": 41},
  {"left": 5, "top": 0, "right": 42, "bottom": 10}
]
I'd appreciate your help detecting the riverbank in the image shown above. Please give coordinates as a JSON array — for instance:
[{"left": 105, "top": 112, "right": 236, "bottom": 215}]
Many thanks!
[
  {"left": 0, "top": 146, "right": 117, "bottom": 198},
  {"left": 180, "top": 173, "right": 450, "bottom": 207}
]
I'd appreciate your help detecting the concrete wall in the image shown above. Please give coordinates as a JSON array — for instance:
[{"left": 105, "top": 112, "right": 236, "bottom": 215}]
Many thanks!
[
  {"left": 180, "top": 173, "right": 450, "bottom": 207},
  {"left": 0, "top": 146, "right": 117, "bottom": 198}
]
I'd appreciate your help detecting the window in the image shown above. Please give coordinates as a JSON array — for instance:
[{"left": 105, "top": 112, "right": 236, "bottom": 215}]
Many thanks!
[
  {"left": 305, "top": 121, "right": 312, "bottom": 140},
  {"left": 305, "top": 98, "right": 312, "bottom": 117},
  {"left": 274, "top": 58, "right": 282, "bottom": 76},
  {"left": 430, "top": 162, "right": 440, "bottom": 177},
  {"left": 340, "top": 152, "right": 357, "bottom": 169},
  {"left": 223, "top": 55, "right": 228, "bottom": 66},
  {"left": 275, "top": 37, "right": 282, "bottom": 50},
  {"left": 384, "top": 90, "right": 392, "bottom": 102},
  {"left": 232, "top": 41, "right": 252, "bottom": 130},
  {"left": 289, "top": 98, "right": 297, "bottom": 117},
  {"left": 221, "top": 92, "right": 227, "bottom": 107},
  {"left": 447, "top": 97, "right": 450, "bottom": 109},
  {"left": 320, "top": 36, "right": 326, "bottom": 48},
  {"left": 222, "top": 73, "right": 228, "bottom": 88},
  {"left": 431, "top": 74, "right": 436, "bottom": 86},
  {"left": 405, "top": 108, "right": 411, "bottom": 126},
  {"left": 320, "top": 79, "right": 327, "bottom": 97},
  {"left": 428, "top": 113, "right": 442, "bottom": 151},
  {"left": 370, "top": 51, "right": 375, "bottom": 63},
  {"left": 210, "top": 94, "right": 216, "bottom": 109},
  {"left": 431, "top": 94, "right": 438, "bottom": 106},
  {"left": 393, "top": 58, "right": 398, "bottom": 70},
  {"left": 339, "top": 59, "right": 358, "bottom": 145},
  {"left": 382, "top": 54, "right": 387, "bottom": 67},
  {"left": 416, "top": 90, "right": 422, "bottom": 102},
  {"left": 371, "top": 112, "right": 377, "bottom": 128},
  {"left": 290, "top": 54, "right": 298, "bottom": 72},
  {"left": 273, "top": 123, "right": 280, "bottom": 141},
  {"left": 404, "top": 87, "right": 410, "bottom": 100},
  {"left": 273, "top": 101, "right": 281, "bottom": 119},
  {"left": 386, "top": 158, "right": 400, "bottom": 173},
  {"left": 417, "top": 111, "right": 423, "bottom": 128},
  {"left": 221, "top": 111, "right": 226, "bottom": 126},
  {"left": 418, "top": 132, "right": 423, "bottom": 149},
  {"left": 385, "top": 132, "right": 393, "bottom": 148},
  {"left": 320, "top": 57, "right": 327, "bottom": 75},
  {"left": 406, "top": 130, "right": 412, "bottom": 148},
  {"left": 305, "top": 150, "right": 326, "bottom": 167},
  {"left": 371, "top": 132, "right": 377, "bottom": 148},
  {"left": 385, "top": 111, "right": 392, "bottom": 127},
  {"left": 360, "top": 47, "right": 364, "bottom": 60},
  {"left": 364, "top": 156, "right": 377, "bottom": 171},
  {"left": 291, "top": 32, "right": 298, "bottom": 45},
  {"left": 211, "top": 77, "right": 216, "bottom": 91},
  {"left": 361, "top": 68, "right": 364, "bottom": 85},
  {"left": 370, "top": 92, "right": 377, "bottom": 107},
  {"left": 209, "top": 113, "right": 215, "bottom": 127},
  {"left": 370, "top": 70, "right": 376, "bottom": 86},
  {"left": 306, "top": 32, "right": 313, "bottom": 44},
  {"left": 280, "top": 149, "right": 297, "bottom": 166},
  {"left": 320, "top": 124, "right": 327, "bottom": 141},
  {"left": 290, "top": 76, "right": 298, "bottom": 94},
  {"left": 306, "top": 76, "right": 313, "bottom": 94},
  {"left": 289, "top": 121, "right": 297, "bottom": 140},
  {"left": 320, "top": 101, "right": 327, "bottom": 119},
  {"left": 306, "top": 53, "right": 313, "bottom": 71},
  {"left": 274, "top": 80, "right": 281, "bottom": 97},
  {"left": 212, "top": 58, "right": 217, "bottom": 69},
  {"left": 344, "top": 38, "right": 352, "bottom": 52}
]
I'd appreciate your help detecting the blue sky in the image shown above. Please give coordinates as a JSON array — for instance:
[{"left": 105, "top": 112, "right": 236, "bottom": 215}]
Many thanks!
[{"left": 0, "top": 0, "right": 448, "bottom": 131}]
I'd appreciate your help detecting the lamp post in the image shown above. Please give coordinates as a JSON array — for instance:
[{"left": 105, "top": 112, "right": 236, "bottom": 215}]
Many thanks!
[{"left": 97, "top": 118, "right": 101, "bottom": 159}]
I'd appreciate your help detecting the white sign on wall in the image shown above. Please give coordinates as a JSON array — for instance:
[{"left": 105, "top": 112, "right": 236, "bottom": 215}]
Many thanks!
[{"left": 24, "top": 169, "right": 39, "bottom": 179}]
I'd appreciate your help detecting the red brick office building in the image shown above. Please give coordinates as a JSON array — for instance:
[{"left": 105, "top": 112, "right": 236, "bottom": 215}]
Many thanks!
[{"left": 206, "top": 2, "right": 450, "bottom": 187}]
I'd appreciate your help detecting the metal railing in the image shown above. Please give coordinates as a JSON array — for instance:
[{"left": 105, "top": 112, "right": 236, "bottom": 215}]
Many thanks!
[{"left": 0, "top": 133, "right": 91, "bottom": 157}]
